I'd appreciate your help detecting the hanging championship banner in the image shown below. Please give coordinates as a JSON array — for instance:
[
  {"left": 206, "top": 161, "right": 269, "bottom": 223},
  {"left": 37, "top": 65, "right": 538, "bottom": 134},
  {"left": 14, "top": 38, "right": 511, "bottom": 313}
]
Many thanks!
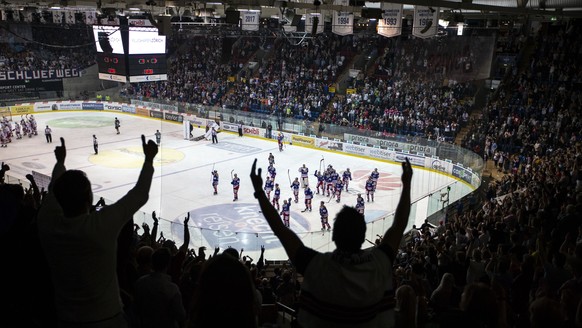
[
  {"left": 412, "top": 6, "right": 439, "bottom": 39},
  {"left": 332, "top": 0, "right": 353, "bottom": 36},
  {"left": 65, "top": 11, "right": 76, "bottom": 24},
  {"left": 85, "top": 11, "right": 98, "bottom": 25},
  {"left": 377, "top": 3, "right": 402, "bottom": 38},
  {"left": 305, "top": 13, "right": 324, "bottom": 34},
  {"left": 241, "top": 11, "right": 260, "bottom": 31},
  {"left": 24, "top": 11, "right": 33, "bottom": 23},
  {"left": 52, "top": 11, "right": 63, "bottom": 24}
]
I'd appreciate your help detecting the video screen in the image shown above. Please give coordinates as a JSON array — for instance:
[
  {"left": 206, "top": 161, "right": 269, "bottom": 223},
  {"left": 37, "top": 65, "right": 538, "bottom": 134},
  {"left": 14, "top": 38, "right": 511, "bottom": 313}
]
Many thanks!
[
  {"left": 92, "top": 25, "right": 125, "bottom": 54},
  {"left": 128, "top": 27, "right": 166, "bottom": 55}
]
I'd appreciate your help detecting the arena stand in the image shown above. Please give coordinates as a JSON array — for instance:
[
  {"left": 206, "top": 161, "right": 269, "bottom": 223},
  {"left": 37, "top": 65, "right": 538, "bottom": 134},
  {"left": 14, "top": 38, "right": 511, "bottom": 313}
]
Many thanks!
[{"left": 1, "top": 19, "right": 582, "bottom": 328}]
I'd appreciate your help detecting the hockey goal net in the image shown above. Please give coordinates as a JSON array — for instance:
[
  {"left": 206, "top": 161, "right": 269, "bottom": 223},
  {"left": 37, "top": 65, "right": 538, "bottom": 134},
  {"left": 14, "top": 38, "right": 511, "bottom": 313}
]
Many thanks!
[{"left": 0, "top": 107, "right": 12, "bottom": 122}]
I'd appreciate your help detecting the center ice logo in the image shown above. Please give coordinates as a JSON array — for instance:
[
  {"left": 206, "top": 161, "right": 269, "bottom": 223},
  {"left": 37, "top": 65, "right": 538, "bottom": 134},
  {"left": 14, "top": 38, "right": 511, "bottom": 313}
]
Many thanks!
[
  {"left": 172, "top": 203, "right": 312, "bottom": 252},
  {"left": 351, "top": 170, "right": 401, "bottom": 191}
]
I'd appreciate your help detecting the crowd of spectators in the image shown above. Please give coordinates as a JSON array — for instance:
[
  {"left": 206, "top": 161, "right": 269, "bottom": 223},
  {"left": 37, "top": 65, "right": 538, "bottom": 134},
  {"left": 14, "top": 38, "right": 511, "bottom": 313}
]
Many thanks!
[
  {"left": 222, "top": 33, "right": 360, "bottom": 119},
  {"left": 0, "top": 26, "right": 95, "bottom": 72},
  {"left": 318, "top": 34, "right": 479, "bottom": 141},
  {"left": 123, "top": 34, "right": 260, "bottom": 106}
]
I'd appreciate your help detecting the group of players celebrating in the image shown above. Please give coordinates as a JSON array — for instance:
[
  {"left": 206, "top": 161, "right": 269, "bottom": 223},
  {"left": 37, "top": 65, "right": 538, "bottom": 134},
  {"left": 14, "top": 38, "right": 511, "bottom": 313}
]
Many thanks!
[
  {"left": 210, "top": 153, "right": 383, "bottom": 232},
  {"left": 0, "top": 115, "right": 38, "bottom": 147}
]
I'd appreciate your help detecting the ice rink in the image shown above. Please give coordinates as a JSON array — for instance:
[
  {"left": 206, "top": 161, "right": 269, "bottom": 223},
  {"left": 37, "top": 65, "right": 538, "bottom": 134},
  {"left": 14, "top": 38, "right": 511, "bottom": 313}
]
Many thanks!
[{"left": 2, "top": 111, "right": 473, "bottom": 260}]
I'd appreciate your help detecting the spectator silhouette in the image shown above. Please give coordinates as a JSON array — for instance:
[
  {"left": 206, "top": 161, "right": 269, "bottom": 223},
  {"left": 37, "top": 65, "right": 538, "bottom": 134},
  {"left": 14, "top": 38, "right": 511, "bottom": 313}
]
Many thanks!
[
  {"left": 37, "top": 135, "right": 157, "bottom": 327},
  {"left": 189, "top": 254, "right": 258, "bottom": 328},
  {"left": 133, "top": 247, "right": 186, "bottom": 328},
  {"left": 250, "top": 158, "right": 412, "bottom": 327}
]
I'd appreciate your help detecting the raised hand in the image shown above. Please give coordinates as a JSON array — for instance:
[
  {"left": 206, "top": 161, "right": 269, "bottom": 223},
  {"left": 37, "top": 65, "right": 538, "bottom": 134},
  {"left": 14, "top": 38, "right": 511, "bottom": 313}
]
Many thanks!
[
  {"left": 1, "top": 162, "right": 10, "bottom": 172},
  {"left": 250, "top": 159, "right": 264, "bottom": 193},
  {"left": 401, "top": 157, "right": 413, "bottom": 186},
  {"left": 141, "top": 134, "right": 158, "bottom": 162},
  {"left": 261, "top": 245, "right": 265, "bottom": 253},
  {"left": 184, "top": 212, "right": 190, "bottom": 225},
  {"left": 55, "top": 137, "right": 66, "bottom": 163},
  {"left": 152, "top": 211, "right": 158, "bottom": 223}
]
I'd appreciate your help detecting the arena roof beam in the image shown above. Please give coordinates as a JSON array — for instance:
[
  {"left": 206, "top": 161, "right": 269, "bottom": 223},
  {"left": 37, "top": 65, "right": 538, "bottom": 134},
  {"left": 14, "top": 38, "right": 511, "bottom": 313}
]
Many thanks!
[{"left": 193, "top": 0, "right": 582, "bottom": 17}]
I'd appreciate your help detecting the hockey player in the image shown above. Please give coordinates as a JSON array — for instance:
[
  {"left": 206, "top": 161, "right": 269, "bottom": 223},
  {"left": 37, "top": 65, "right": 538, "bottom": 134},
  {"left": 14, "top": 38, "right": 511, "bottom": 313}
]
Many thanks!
[
  {"left": 13, "top": 122, "right": 21, "bottom": 139},
  {"left": 334, "top": 179, "right": 344, "bottom": 203},
  {"left": 365, "top": 176, "right": 375, "bottom": 202},
  {"left": 211, "top": 170, "right": 219, "bottom": 195},
  {"left": 231, "top": 173, "right": 240, "bottom": 201},
  {"left": 29, "top": 115, "right": 37, "bottom": 136},
  {"left": 291, "top": 177, "right": 301, "bottom": 203},
  {"left": 268, "top": 153, "right": 275, "bottom": 165},
  {"left": 272, "top": 184, "right": 281, "bottom": 210},
  {"left": 298, "top": 164, "right": 309, "bottom": 188},
  {"left": 93, "top": 135, "right": 98, "bottom": 155},
  {"left": 371, "top": 168, "right": 380, "bottom": 191},
  {"left": 280, "top": 198, "right": 292, "bottom": 228},
  {"left": 155, "top": 130, "right": 161, "bottom": 145},
  {"left": 277, "top": 132, "right": 284, "bottom": 151},
  {"left": 264, "top": 176, "right": 274, "bottom": 200},
  {"left": 303, "top": 186, "right": 313, "bottom": 212},
  {"left": 319, "top": 201, "right": 331, "bottom": 231},
  {"left": 356, "top": 193, "right": 365, "bottom": 215},
  {"left": 324, "top": 171, "right": 334, "bottom": 197},
  {"left": 268, "top": 163, "right": 277, "bottom": 182},
  {"left": 0, "top": 129, "right": 7, "bottom": 148},
  {"left": 114, "top": 117, "right": 120, "bottom": 134},
  {"left": 342, "top": 168, "right": 352, "bottom": 191},
  {"left": 314, "top": 170, "right": 324, "bottom": 194}
]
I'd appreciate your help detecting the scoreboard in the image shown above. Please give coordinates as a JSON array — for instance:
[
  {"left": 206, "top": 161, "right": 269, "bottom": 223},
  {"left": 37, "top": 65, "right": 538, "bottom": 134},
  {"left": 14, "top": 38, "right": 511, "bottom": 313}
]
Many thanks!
[{"left": 93, "top": 24, "right": 167, "bottom": 83}]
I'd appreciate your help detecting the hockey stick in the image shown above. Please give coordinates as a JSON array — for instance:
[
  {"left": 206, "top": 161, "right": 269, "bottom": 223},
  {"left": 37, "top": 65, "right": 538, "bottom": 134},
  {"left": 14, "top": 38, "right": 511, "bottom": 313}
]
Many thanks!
[
  {"left": 319, "top": 156, "right": 324, "bottom": 173},
  {"left": 327, "top": 192, "right": 334, "bottom": 203},
  {"left": 231, "top": 169, "right": 234, "bottom": 180},
  {"left": 287, "top": 169, "right": 291, "bottom": 185}
]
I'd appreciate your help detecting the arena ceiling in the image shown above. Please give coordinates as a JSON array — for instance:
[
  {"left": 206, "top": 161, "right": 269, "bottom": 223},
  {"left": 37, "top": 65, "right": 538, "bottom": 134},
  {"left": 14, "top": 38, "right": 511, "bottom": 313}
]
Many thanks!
[{"left": 1, "top": 0, "right": 581, "bottom": 19}]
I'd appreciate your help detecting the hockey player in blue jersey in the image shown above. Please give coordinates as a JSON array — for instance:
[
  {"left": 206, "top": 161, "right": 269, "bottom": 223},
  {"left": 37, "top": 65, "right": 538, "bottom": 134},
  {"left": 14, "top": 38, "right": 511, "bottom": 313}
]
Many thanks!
[
  {"left": 280, "top": 198, "right": 292, "bottom": 227},
  {"left": 291, "top": 177, "right": 301, "bottom": 203},
  {"left": 325, "top": 172, "right": 334, "bottom": 197},
  {"left": 268, "top": 164, "right": 277, "bottom": 182},
  {"left": 365, "top": 176, "right": 375, "bottom": 202},
  {"left": 342, "top": 168, "right": 352, "bottom": 191},
  {"left": 314, "top": 170, "right": 324, "bottom": 194},
  {"left": 268, "top": 152, "right": 275, "bottom": 165},
  {"left": 277, "top": 133, "right": 284, "bottom": 152},
  {"left": 231, "top": 173, "right": 240, "bottom": 201},
  {"left": 298, "top": 164, "right": 309, "bottom": 188},
  {"left": 370, "top": 168, "right": 380, "bottom": 191},
  {"left": 272, "top": 184, "right": 281, "bottom": 210},
  {"left": 334, "top": 179, "right": 344, "bottom": 203},
  {"left": 356, "top": 193, "right": 365, "bottom": 215},
  {"left": 303, "top": 186, "right": 313, "bottom": 212},
  {"left": 211, "top": 170, "right": 219, "bottom": 195},
  {"left": 319, "top": 201, "right": 331, "bottom": 231},
  {"left": 264, "top": 176, "right": 274, "bottom": 200}
]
